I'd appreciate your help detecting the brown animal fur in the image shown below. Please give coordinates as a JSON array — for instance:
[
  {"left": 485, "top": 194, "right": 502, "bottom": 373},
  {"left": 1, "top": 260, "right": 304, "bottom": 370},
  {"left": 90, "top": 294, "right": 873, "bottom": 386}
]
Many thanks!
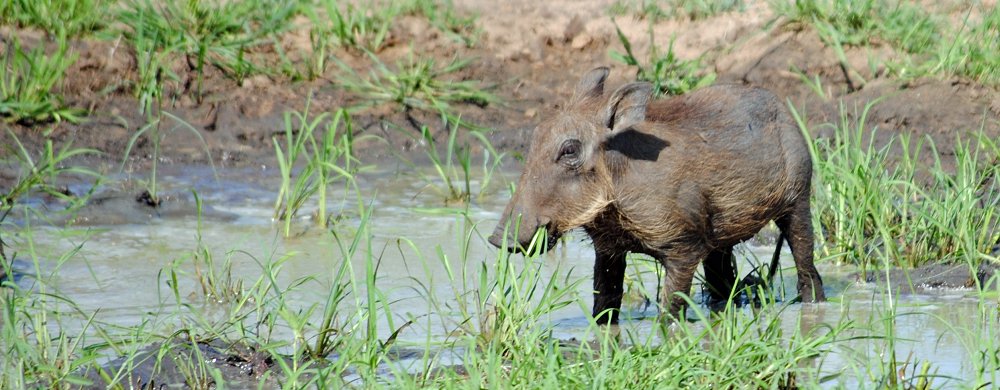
[{"left": 489, "top": 67, "right": 825, "bottom": 323}]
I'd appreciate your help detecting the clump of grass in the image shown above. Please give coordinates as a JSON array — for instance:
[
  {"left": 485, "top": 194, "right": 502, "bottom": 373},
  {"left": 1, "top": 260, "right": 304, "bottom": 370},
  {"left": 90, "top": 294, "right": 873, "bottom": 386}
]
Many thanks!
[
  {"left": 771, "top": 0, "right": 1000, "bottom": 85},
  {"left": 272, "top": 105, "right": 360, "bottom": 236},
  {"left": 129, "top": 20, "right": 180, "bottom": 118},
  {"left": 400, "top": 117, "right": 506, "bottom": 205},
  {"left": 337, "top": 53, "right": 497, "bottom": 127},
  {"left": 418, "top": 289, "right": 850, "bottom": 388},
  {"left": 0, "top": 0, "right": 112, "bottom": 37},
  {"left": 471, "top": 234, "right": 578, "bottom": 353},
  {"left": 311, "top": 0, "right": 395, "bottom": 54},
  {"left": 116, "top": 0, "right": 297, "bottom": 101},
  {"left": 158, "top": 195, "right": 396, "bottom": 386},
  {"left": 187, "top": 191, "right": 242, "bottom": 303},
  {"left": 0, "top": 236, "right": 103, "bottom": 388},
  {"left": 299, "top": 0, "right": 478, "bottom": 81},
  {"left": 771, "top": 0, "right": 939, "bottom": 91},
  {"left": 1, "top": 34, "right": 84, "bottom": 125},
  {"left": 0, "top": 141, "right": 102, "bottom": 387},
  {"left": 791, "top": 101, "right": 1000, "bottom": 272},
  {"left": 1, "top": 129, "right": 98, "bottom": 263},
  {"left": 935, "top": 5, "right": 1000, "bottom": 84},
  {"left": 308, "top": 0, "right": 479, "bottom": 57},
  {"left": 772, "top": 0, "right": 939, "bottom": 51},
  {"left": 610, "top": 21, "right": 716, "bottom": 97}
]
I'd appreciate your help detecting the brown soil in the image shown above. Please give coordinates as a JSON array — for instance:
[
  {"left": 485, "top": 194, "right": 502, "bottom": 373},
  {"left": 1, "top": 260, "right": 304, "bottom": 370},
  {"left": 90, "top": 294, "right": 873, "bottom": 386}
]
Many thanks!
[{"left": 3, "top": 0, "right": 998, "bottom": 177}]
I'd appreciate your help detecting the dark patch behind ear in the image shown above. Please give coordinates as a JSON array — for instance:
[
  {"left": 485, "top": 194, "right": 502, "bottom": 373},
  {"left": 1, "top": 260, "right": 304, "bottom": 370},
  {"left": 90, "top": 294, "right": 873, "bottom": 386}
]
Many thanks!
[
  {"left": 571, "top": 67, "right": 610, "bottom": 105},
  {"left": 601, "top": 82, "right": 653, "bottom": 133}
]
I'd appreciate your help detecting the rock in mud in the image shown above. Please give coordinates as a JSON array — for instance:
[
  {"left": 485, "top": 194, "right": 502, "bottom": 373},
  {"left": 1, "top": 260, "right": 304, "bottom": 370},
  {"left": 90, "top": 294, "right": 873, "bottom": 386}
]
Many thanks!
[
  {"left": 856, "top": 263, "right": 1000, "bottom": 293},
  {"left": 79, "top": 339, "right": 286, "bottom": 389}
]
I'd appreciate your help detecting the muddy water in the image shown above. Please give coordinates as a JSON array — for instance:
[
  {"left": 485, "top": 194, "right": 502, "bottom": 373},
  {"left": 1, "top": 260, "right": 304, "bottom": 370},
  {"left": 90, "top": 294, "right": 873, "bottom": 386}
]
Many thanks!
[{"left": 18, "top": 165, "right": 997, "bottom": 386}]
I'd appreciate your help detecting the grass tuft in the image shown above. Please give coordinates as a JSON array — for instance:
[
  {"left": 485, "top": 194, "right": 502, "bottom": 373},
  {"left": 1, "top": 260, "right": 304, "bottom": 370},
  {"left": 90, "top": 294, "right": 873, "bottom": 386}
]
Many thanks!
[
  {"left": 337, "top": 53, "right": 497, "bottom": 129},
  {"left": 1, "top": 34, "right": 84, "bottom": 125},
  {"left": 791, "top": 100, "right": 1000, "bottom": 271},
  {"left": 610, "top": 21, "right": 716, "bottom": 97},
  {"left": 0, "top": 0, "right": 113, "bottom": 37},
  {"left": 116, "top": 0, "right": 297, "bottom": 101},
  {"left": 771, "top": 0, "right": 1000, "bottom": 85},
  {"left": 272, "top": 104, "right": 361, "bottom": 236}
]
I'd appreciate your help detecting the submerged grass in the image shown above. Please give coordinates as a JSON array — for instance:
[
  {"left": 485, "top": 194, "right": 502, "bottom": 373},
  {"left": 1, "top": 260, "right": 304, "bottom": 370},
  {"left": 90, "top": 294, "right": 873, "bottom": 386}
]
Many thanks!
[
  {"left": 396, "top": 116, "right": 506, "bottom": 205},
  {"left": 0, "top": 130, "right": 99, "bottom": 263},
  {"left": 119, "top": 112, "right": 215, "bottom": 207},
  {"left": 272, "top": 103, "right": 362, "bottom": 236},
  {"left": 0, "top": 132, "right": 103, "bottom": 388},
  {"left": 1, "top": 230, "right": 103, "bottom": 389}
]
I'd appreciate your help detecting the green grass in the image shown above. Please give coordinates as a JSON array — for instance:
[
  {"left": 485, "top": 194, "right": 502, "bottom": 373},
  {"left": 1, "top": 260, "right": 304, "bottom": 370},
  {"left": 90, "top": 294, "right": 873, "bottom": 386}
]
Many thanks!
[
  {"left": 119, "top": 112, "right": 214, "bottom": 207},
  {"left": 610, "top": 21, "right": 716, "bottom": 97},
  {"left": 116, "top": 0, "right": 298, "bottom": 102},
  {"left": 0, "top": 0, "right": 113, "bottom": 37},
  {"left": 934, "top": 5, "right": 1000, "bottom": 84},
  {"left": 610, "top": 0, "right": 744, "bottom": 21},
  {"left": 395, "top": 117, "right": 506, "bottom": 205},
  {"left": 1, "top": 34, "right": 84, "bottom": 125},
  {"left": 772, "top": 0, "right": 938, "bottom": 50},
  {"left": 337, "top": 53, "right": 498, "bottom": 127},
  {"left": 0, "top": 132, "right": 103, "bottom": 388},
  {"left": 3, "top": 149, "right": 999, "bottom": 387},
  {"left": 310, "top": 0, "right": 395, "bottom": 54},
  {"left": 771, "top": 0, "right": 1000, "bottom": 85},
  {"left": 272, "top": 104, "right": 362, "bottom": 236},
  {"left": 792, "top": 100, "right": 1000, "bottom": 272},
  {"left": 0, "top": 129, "right": 99, "bottom": 263},
  {"left": 308, "top": 0, "right": 478, "bottom": 56}
]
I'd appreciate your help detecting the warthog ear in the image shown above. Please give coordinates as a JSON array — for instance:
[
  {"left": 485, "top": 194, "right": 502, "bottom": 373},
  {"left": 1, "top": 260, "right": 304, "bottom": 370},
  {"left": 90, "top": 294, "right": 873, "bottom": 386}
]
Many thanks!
[
  {"left": 601, "top": 82, "right": 653, "bottom": 133},
  {"left": 571, "top": 67, "right": 610, "bottom": 105}
]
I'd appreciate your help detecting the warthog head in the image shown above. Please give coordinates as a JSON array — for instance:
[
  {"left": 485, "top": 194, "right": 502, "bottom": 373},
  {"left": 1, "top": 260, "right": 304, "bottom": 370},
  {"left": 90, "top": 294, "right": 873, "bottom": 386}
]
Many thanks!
[{"left": 489, "top": 67, "right": 652, "bottom": 252}]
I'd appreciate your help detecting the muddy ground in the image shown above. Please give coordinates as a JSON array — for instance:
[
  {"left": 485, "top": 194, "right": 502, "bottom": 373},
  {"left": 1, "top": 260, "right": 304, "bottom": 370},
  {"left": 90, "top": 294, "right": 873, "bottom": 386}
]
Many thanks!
[{"left": 2, "top": 0, "right": 999, "bottom": 175}]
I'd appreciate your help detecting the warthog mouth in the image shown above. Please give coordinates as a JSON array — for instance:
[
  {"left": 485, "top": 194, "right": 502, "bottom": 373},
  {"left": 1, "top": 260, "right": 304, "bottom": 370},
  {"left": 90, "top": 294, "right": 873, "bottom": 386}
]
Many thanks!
[{"left": 488, "top": 225, "right": 561, "bottom": 255}]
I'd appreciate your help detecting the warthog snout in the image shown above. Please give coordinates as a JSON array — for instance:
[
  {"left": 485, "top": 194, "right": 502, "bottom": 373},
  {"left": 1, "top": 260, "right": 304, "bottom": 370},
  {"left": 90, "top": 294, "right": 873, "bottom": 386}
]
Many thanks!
[{"left": 488, "top": 213, "right": 555, "bottom": 253}]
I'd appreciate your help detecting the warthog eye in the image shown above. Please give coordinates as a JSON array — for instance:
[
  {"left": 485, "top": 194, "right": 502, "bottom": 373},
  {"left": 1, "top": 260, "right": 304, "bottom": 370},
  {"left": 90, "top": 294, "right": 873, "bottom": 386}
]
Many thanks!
[{"left": 558, "top": 139, "right": 582, "bottom": 165}]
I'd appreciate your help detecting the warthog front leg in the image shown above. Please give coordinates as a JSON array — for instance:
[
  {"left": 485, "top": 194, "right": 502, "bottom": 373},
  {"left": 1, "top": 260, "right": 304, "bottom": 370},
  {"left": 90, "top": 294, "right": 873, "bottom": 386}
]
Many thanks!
[
  {"left": 660, "top": 248, "right": 707, "bottom": 321},
  {"left": 593, "top": 249, "right": 627, "bottom": 325}
]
